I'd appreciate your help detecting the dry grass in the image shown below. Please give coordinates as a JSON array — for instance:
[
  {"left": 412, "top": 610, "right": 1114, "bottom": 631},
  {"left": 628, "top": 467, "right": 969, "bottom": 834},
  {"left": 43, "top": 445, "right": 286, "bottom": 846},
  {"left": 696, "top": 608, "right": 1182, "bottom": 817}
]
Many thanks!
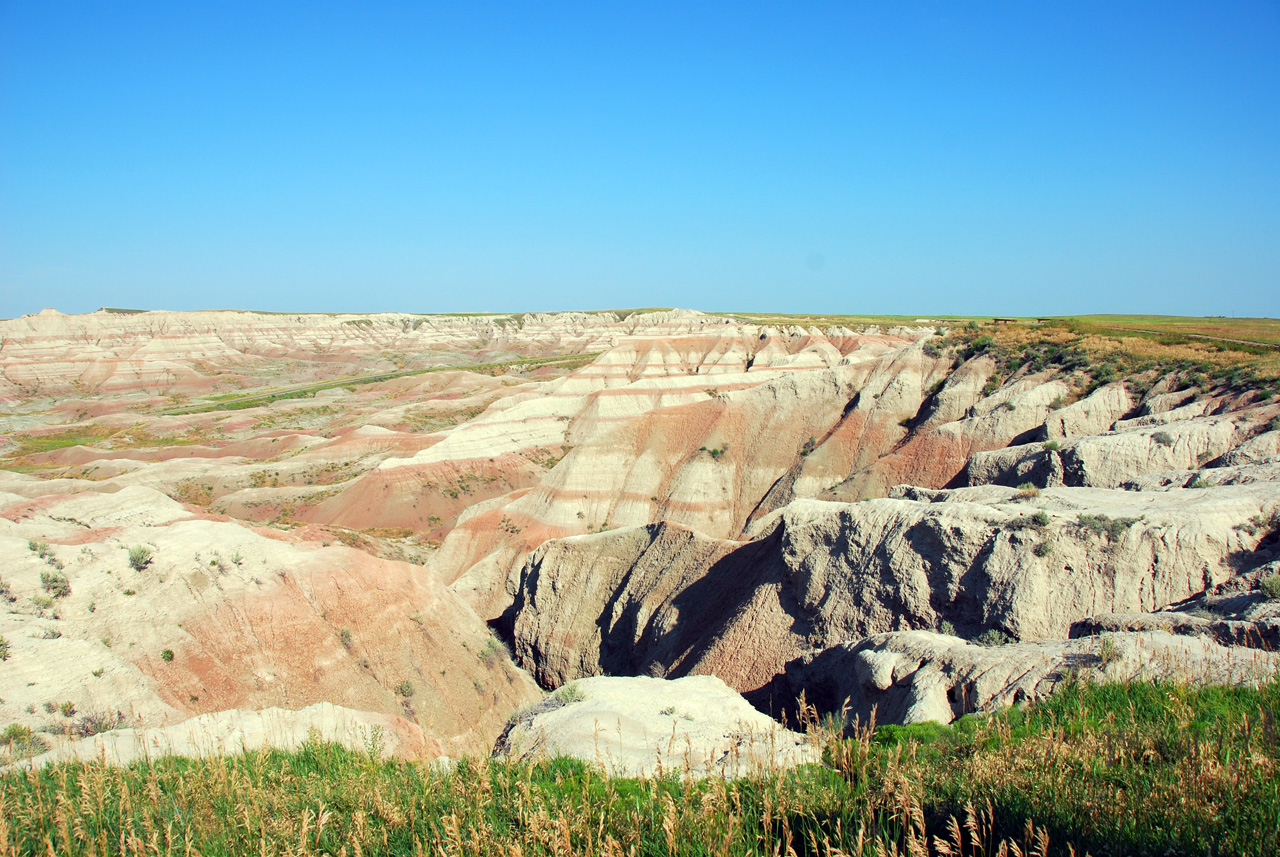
[
  {"left": 1074, "top": 332, "right": 1280, "bottom": 379},
  {"left": 1066, "top": 315, "right": 1280, "bottom": 347},
  {"left": 946, "top": 322, "right": 1280, "bottom": 397}
]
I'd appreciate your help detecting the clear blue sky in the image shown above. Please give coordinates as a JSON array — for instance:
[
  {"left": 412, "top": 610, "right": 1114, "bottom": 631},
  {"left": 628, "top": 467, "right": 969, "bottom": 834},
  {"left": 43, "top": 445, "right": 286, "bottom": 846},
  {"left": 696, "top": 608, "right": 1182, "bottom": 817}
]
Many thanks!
[{"left": 2, "top": 2, "right": 1277, "bottom": 318}]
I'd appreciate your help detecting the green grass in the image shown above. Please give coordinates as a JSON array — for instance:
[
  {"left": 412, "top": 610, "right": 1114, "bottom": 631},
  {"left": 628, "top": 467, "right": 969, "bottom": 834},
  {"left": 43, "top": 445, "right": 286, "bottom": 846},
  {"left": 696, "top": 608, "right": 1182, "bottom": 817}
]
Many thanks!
[
  {"left": 3, "top": 425, "right": 116, "bottom": 458},
  {"left": 915, "top": 680, "right": 1280, "bottom": 855},
  {"left": 1, "top": 679, "right": 1276, "bottom": 856}
]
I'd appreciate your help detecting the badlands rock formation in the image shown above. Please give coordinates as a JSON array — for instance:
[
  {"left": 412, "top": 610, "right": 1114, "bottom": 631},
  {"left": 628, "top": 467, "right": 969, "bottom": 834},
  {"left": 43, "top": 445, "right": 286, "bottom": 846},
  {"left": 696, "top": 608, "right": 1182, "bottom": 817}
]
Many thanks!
[
  {"left": 0, "top": 308, "right": 702, "bottom": 402},
  {"left": 494, "top": 675, "right": 818, "bottom": 778},
  {"left": 772, "top": 629, "right": 1279, "bottom": 728},
  {"left": 0, "top": 478, "right": 539, "bottom": 760},
  {"left": 1069, "top": 560, "right": 1280, "bottom": 650},
  {"left": 2, "top": 307, "right": 1279, "bottom": 764},
  {"left": 500, "top": 484, "right": 1277, "bottom": 695}
]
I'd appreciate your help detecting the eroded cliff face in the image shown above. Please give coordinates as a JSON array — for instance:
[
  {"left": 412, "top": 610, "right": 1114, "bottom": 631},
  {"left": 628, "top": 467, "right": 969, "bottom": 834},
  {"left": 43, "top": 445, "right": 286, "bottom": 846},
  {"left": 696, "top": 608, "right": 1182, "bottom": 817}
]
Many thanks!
[
  {"left": 500, "top": 484, "right": 1278, "bottom": 695},
  {"left": 3, "top": 307, "right": 1279, "bottom": 758}
]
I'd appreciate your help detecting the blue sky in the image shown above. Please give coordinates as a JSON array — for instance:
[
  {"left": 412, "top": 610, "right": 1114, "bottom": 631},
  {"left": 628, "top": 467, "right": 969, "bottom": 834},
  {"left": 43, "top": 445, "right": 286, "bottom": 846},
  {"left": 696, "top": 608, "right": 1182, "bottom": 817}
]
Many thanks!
[{"left": 1, "top": 2, "right": 1277, "bottom": 318}]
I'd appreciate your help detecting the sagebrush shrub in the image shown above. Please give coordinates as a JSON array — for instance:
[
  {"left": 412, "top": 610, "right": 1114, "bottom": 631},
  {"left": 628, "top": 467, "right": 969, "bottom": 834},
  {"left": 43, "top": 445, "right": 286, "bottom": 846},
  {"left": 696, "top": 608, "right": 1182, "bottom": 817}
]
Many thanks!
[
  {"left": 40, "top": 571, "right": 71, "bottom": 598},
  {"left": 128, "top": 545, "right": 153, "bottom": 571}
]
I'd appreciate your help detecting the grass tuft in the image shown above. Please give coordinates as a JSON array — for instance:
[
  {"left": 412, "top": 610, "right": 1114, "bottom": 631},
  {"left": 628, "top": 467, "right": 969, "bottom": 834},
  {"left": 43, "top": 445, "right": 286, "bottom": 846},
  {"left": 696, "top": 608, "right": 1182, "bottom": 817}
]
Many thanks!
[{"left": 552, "top": 681, "right": 586, "bottom": 703}]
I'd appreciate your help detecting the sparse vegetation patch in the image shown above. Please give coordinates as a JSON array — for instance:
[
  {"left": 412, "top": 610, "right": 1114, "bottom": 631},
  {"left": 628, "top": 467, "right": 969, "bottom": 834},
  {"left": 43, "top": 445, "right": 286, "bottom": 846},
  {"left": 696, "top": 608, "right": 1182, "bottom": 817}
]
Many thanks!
[
  {"left": 127, "top": 545, "right": 153, "bottom": 571},
  {"left": 975, "top": 628, "right": 1015, "bottom": 647},
  {"left": 40, "top": 570, "right": 71, "bottom": 598},
  {"left": 1076, "top": 513, "right": 1140, "bottom": 541}
]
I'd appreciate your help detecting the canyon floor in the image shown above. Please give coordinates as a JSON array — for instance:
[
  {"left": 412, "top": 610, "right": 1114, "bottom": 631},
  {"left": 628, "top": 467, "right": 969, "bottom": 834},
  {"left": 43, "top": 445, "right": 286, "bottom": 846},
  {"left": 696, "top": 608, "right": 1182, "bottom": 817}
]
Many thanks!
[{"left": 1, "top": 308, "right": 1279, "bottom": 779}]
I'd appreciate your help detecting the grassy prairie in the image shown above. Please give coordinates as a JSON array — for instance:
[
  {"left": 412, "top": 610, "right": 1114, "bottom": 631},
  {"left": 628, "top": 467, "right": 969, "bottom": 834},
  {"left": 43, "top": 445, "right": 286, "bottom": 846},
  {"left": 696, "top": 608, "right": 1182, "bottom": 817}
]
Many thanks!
[
  {"left": 2, "top": 679, "right": 1276, "bottom": 856},
  {"left": 944, "top": 320, "right": 1280, "bottom": 393},
  {"left": 1065, "top": 315, "right": 1280, "bottom": 347}
]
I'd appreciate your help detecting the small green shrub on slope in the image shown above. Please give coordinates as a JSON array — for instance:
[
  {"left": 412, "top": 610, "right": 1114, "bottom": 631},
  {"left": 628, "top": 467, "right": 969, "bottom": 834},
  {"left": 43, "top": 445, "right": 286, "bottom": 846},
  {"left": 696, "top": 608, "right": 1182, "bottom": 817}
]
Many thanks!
[{"left": 127, "top": 545, "right": 153, "bottom": 571}]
